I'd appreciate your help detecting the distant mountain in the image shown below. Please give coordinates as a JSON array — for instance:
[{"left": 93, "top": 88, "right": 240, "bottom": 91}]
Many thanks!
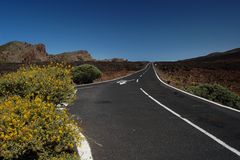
[
  {"left": 100, "top": 58, "right": 128, "bottom": 62},
  {"left": 0, "top": 41, "right": 93, "bottom": 63},
  {"left": 181, "top": 48, "right": 240, "bottom": 63}
]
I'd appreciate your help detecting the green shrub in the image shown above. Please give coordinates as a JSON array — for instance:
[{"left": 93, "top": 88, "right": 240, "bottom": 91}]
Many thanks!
[
  {"left": 186, "top": 84, "right": 240, "bottom": 109},
  {"left": 0, "top": 96, "right": 81, "bottom": 159},
  {"left": 72, "top": 64, "right": 102, "bottom": 84},
  {"left": 0, "top": 64, "right": 75, "bottom": 105}
]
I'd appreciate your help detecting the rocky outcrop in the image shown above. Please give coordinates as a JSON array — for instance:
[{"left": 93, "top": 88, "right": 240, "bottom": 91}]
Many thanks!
[
  {"left": 0, "top": 41, "right": 93, "bottom": 63},
  {"left": 0, "top": 41, "right": 48, "bottom": 63},
  {"left": 48, "top": 50, "right": 93, "bottom": 63}
]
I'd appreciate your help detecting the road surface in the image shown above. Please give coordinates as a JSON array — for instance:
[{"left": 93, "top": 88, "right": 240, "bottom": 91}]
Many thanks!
[{"left": 69, "top": 64, "right": 240, "bottom": 160}]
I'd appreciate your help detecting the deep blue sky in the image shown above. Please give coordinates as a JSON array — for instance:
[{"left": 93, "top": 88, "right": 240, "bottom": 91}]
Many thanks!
[{"left": 0, "top": 0, "right": 240, "bottom": 61}]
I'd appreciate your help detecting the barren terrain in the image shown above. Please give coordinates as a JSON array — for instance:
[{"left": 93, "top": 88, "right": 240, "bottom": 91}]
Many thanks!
[
  {"left": 0, "top": 61, "right": 146, "bottom": 81},
  {"left": 155, "top": 48, "right": 240, "bottom": 96}
]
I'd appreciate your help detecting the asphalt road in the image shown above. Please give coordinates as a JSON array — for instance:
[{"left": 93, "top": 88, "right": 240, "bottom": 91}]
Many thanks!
[{"left": 69, "top": 64, "right": 240, "bottom": 160}]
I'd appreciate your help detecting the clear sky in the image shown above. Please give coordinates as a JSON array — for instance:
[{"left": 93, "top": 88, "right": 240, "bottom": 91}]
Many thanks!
[{"left": 0, "top": 0, "right": 240, "bottom": 61}]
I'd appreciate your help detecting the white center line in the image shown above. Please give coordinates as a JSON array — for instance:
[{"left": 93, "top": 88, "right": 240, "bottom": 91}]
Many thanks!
[{"left": 140, "top": 87, "right": 240, "bottom": 157}]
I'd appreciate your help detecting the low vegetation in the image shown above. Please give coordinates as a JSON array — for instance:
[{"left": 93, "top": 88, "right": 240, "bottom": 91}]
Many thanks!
[
  {"left": 0, "top": 64, "right": 80, "bottom": 159},
  {"left": 155, "top": 48, "right": 240, "bottom": 96},
  {"left": 0, "top": 96, "right": 80, "bottom": 159},
  {"left": 0, "top": 62, "right": 147, "bottom": 80},
  {"left": 186, "top": 84, "right": 240, "bottom": 109},
  {"left": 155, "top": 56, "right": 240, "bottom": 110},
  {"left": 72, "top": 64, "right": 102, "bottom": 84},
  {"left": 71, "top": 61, "right": 147, "bottom": 82},
  {"left": 0, "top": 64, "right": 75, "bottom": 105}
]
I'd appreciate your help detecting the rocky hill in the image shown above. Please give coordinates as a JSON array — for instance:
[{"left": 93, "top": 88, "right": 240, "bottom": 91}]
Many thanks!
[
  {"left": 0, "top": 41, "right": 93, "bottom": 63},
  {"left": 182, "top": 48, "right": 240, "bottom": 63},
  {"left": 0, "top": 41, "right": 48, "bottom": 63}
]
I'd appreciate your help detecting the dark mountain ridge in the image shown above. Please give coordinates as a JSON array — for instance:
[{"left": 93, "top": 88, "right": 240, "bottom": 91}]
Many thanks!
[{"left": 181, "top": 48, "right": 240, "bottom": 63}]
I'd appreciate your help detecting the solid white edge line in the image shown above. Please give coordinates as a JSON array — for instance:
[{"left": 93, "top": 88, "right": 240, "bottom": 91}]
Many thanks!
[
  {"left": 78, "top": 133, "right": 94, "bottom": 160},
  {"left": 66, "top": 106, "right": 93, "bottom": 160},
  {"left": 140, "top": 88, "right": 240, "bottom": 157},
  {"left": 152, "top": 63, "right": 240, "bottom": 113},
  {"left": 75, "top": 63, "right": 150, "bottom": 88}
]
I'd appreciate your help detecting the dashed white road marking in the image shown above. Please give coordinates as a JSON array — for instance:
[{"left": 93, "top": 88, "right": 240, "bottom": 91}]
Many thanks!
[
  {"left": 84, "top": 134, "right": 103, "bottom": 147},
  {"left": 136, "top": 79, "right": 139, "bottom": 83},
  {"left": 127, "top": 79, "right": 136, "bottom": 82},
  {"left": 117, "top": 80, "right": 127, "bottom": 85},
  {"left": 140, "top": 75, "right": 142, "bottom": 78},
  {"left": 140, "top": 87, "right": 240, "bottom": 157},
  {"left": 117, "top": 79, "right": 135, "bottom": 85},
  {"left": 142, "top": 64, "right": 151, "bottom": 75},
  {"left": 75, "top": 63, "right": 150, "bottom": 88}
]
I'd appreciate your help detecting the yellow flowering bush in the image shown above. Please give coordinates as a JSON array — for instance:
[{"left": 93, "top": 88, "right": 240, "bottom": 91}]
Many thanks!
[
  {"left": 0, "top": 64, "right": 75, "bottom": 105},
  {"left": 0, "top": 96, "right": 81, "bottom": 159}
]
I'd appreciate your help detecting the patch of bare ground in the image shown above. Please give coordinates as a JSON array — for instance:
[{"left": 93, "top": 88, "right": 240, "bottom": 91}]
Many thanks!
[
  {"left": 0, "top": 61, "right": 146, "bottom": 81},
  {"left": 155, "top": 63, "right": 240, "bottom": 96},
  {"left": 95, "top": 70, "right": 135, "bottom": 82}
]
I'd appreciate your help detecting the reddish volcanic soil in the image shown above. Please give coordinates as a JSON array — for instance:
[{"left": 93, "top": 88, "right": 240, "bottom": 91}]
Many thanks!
[
  {"left": 0, "top": 61, "right": 146, "bottom": 81},
  {"left": 155, "top": 48, "right": 240, "bottom": 96}
]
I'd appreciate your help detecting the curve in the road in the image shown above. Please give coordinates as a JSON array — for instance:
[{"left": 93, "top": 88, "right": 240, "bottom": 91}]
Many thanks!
[{"left": 70, "top": 63, "right": 240, "bottom": 160}]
